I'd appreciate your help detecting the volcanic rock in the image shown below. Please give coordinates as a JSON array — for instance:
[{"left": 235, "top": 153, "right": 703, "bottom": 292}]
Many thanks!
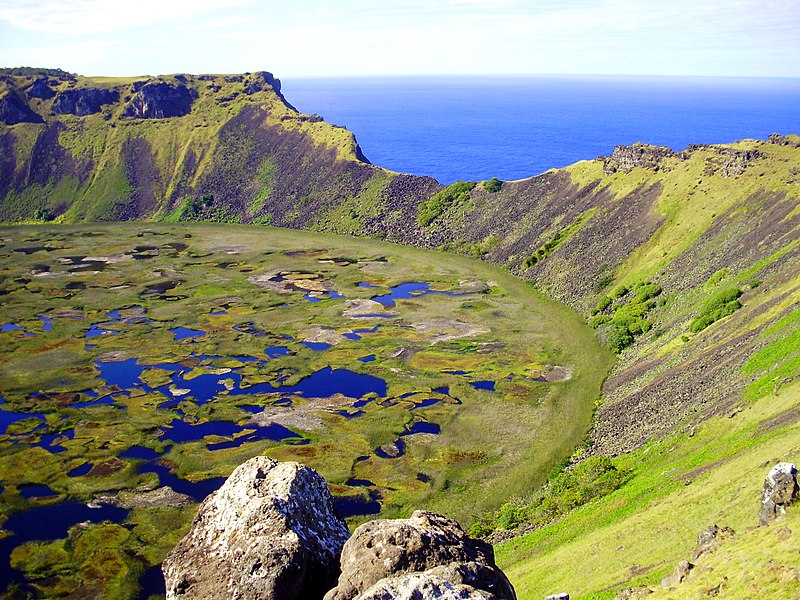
[
  {"left": 0, "top": 90, "right": 44, "bottom": 124},
  {"left": 602, "top": 143, "right": 683, "bottom": 175},
  {"left": 27, "top": 78, "right": 55, "bottom": 99},
  {"left": 162, "top": 457, "right": 350, "bottom": 600},
  {"left": 660, "top": 560, "right": 694, "bottom": 588},
  {"left": 122, "top": 81, "right": 196, "bottom": 119},
  {"left": 324, "top": 510, "right": 516, "bottom": 600},
  {"left": 692, "top": 523, "right": 735, "bottom": 560},
  {"left": 52, "top": 88, "right": 119, "bottom": 116},
  {"left": 759, "top": 462, "right": 799, "bottom": 525}
]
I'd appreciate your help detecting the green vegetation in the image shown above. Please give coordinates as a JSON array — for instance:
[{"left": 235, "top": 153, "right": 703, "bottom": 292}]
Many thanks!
[
  {"left": 250, "top": 159, "right": 277, "bottom": 214},
  {"left": 482, "top": 177, "right": 504, "bottom": 193},
  {"left": 470, "top": 456, "right": 630, "bottom": 536},
  {"left": 2, "top": 70, "right": 799, "bottom": 600},
  {"left": 497, "top": 378, "right": 800, "bottom": 599},
  {"left": 689, "top": 286, "right": 743, "bottom": 333},
  {"left": 588, "top": 281, "right": 662, "bottom": 353},
  {"left": 0, "top": 67, "right": 75, "bottom": 78},
  {"left": 438, "top": 236, "right": 501, "bottom": 259},
  {"left": 523, "top": 210, "right": 595, "bottom": 269},
  {"left": 417, "top": 181, "right": 476, "bottom": 226}
]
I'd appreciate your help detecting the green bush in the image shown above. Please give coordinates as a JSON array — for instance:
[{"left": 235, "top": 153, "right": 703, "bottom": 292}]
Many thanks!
[
  {"left": 588, "top": 314, "right": 611, "bottom": 329},
  {"left": 690, "top": 287, "right": 743, "bottom": 333},
  {"left": 634, "top": 282, "right": 662, "bottom": 302},
  {"left": 496, "top": 502, "right": 523, "bottom": 530},
  {"left": 602, "top": 322, "right": 634, "bottom": 353},
  {"left": 612, "top": 285, "right": 629, "bottom": 298},
  {"left": 594, "top": 295, "right": 612, "bottom": 313},
  {"left": 482, "top": 177, "right": 503, "bottom": 193},
  {"left": 588, "top": 280, "right": 663, "bottom": 353},
  {"left": 472, "top": 457, "right": 630, "bottom": 535},
  {"left": 417, "top": 181, "right": 476, "bottom": 226}
]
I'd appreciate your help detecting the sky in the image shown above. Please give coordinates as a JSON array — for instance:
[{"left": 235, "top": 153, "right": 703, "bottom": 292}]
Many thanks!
[{"left": 0, "top": 0, "right": 798, "bottom": 79}]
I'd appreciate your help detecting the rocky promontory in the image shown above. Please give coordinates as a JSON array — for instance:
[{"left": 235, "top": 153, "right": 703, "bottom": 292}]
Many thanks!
[{"left": 163, "top": 457, "right": 516, "bottom": 600}]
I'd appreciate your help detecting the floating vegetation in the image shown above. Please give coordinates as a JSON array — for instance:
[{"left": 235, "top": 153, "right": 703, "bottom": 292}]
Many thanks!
[{"left": 0, "top": 223, "right": 607, "bottom": 598}]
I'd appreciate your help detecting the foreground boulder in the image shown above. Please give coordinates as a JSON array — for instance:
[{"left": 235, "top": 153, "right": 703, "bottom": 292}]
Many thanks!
[
  {"left": 162, "top": 457, "right": 350, "bottom": 600},
  {"left": 324, "top": 510, "right": 516, "bottom": 600},
  {"left": 759, "top": 462, "right": 799, "bottom": 525}
]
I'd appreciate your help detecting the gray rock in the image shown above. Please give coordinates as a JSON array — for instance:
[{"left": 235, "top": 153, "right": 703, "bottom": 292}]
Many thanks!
[
  {"left": 52, "top": 88, "right": 119, "bottom": 116},
  {"left": 0, "top": 90, "right": 44, "bottom": 124},
  {"left": 759, "top": 462, "right": 799, "bottom": 525},
  {"left": 162, "top": 457, "right": 350, "bottom": 600},
  {"left": 359, "top": 571, "right": 495, "bottom": 599},
  {"left": 27, "top": 78, "right": 55, "bottom": 99},
  {"left": 661, "top": 560, "right": 693, "bottom": 588},
  {"left": 692, "top": 523, "right": 735, "bottom": 559},
  {"left": 325, "top": 510, "right": 515, "bottom": 600},
  {"left": 122, "top": 82, "right": 196, "bottom": 119},
  {"left": 602, "top": 143, "right": 684, "bottom": 175}
]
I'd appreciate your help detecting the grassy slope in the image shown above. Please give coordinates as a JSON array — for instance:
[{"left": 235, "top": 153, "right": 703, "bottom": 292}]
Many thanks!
[
  {"left": 493, "top": 141, "right": 800, "bottom": 598},
  {"left": 498, "top": 379, "right": 800, "bottom": 599}
]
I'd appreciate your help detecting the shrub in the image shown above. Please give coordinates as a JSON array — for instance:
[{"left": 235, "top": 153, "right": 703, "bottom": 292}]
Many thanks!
[
  {"left": 496, "top": 502, "right": 522, "bottom": 530},
  {"left": 612, "top": 285, "right": 629, "bottom": 298},
  {"left": 634, "top": 282, "right": 662, "bottom": 302},
  {"left": 602, "top": 322, "right": 634, "bottom": 353},
  {"left": 472, "top": 456, "right": 630, "bottom": 535},
  {"left": 33, "top": 208, "right": 52, "bottom": 221},
  {"left": 588, "top": 314, "right": 611, "bottom": 329},
  {"left": 594, "top": 295, "right": 612, "bottom": 313},
  {"left": 482, "top": 177, "right": 503, "bottom": 193},
  {"left": 690, "top": 287, "right": 743, "bottom": 333}
]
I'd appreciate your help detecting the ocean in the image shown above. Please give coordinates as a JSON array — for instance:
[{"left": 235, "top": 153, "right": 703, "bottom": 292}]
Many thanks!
[{"left": 280, "top": 75, "right": 800, "bottom": 184}]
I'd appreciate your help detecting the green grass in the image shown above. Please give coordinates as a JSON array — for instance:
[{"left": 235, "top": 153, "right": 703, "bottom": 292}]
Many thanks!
[
  {"left": 418, "top": 181, "right": 476, "bottom": 226},
  {"left": 496, "top": 374, "right": 800, "bottom": 599}
]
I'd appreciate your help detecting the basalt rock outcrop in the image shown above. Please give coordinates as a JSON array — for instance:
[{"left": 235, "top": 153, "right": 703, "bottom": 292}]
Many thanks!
[
  {"left": 759, "top": 462, "right": 799, "bottom": 525},
  {"left": 162, "top": 457, "right": 350, "bottom": 600},
  {"left": 27, "top": 77, "right": 55, "bottom": 99},
  {"left": 0, "top": 90, "right": 43, "bottom": 124},
  {"left": 122, "top": 81, "right": 196, "bottom": 119},
  {"left": 602, "top": 142, "right": 684, "bottom": 174},
  {"left": 51, "top": 87, "right": 119, "bottom": 115},
  {"left": 324, "top": 510, "right": 516, "bottom": 600},
  {"left": 163, "top": 458, "right": 516, "bottom": 600}
]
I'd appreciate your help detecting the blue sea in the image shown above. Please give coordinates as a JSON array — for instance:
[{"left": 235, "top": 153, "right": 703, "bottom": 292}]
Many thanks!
[{"left": 280, "top": 76, "right": 800, "bottom": 184}]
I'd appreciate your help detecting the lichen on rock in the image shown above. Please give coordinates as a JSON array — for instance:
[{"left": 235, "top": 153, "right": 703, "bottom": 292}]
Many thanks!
[
  {"left": 162, "top": 457, "right": 350, "bottom": 600},
  {"left": 759, "top": 462, "right": 799, "bottom": 526},
  {"left": 324, "top": 510, "right": 516, "bottom": 600}
]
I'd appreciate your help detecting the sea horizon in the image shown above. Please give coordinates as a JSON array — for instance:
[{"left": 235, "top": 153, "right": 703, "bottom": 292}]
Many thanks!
[{"left": 281, "top": 74, "right": 800, "bottom": 184}]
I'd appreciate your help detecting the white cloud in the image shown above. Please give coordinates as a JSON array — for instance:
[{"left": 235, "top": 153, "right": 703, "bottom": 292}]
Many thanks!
[
  {"left": 0, "top": 0, "right": 797, "bottom": 77},
  {"left": 0, "top": 0, "right": 254, "bottom": 34}
]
